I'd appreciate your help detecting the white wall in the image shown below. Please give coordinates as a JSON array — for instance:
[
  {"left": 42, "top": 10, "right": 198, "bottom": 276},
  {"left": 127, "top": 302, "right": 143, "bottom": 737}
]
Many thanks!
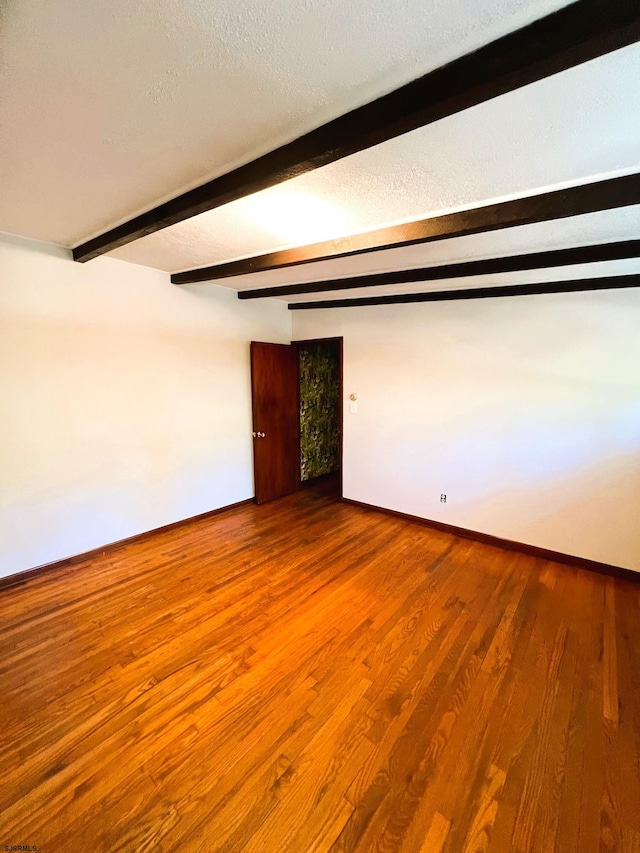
[
  {"left": 293, "top": 290, "right": 640, "bottom": 571},
  {"left": 3, "top": 233, "right": 639, "bottom": 577},
  {"left": 0, "top": 233, "right": 291, "bottom": 578}
]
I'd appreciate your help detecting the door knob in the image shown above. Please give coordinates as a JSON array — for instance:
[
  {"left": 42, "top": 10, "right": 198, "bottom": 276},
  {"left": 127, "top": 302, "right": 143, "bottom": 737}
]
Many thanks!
[{"left": 252, "top": 431, "right": 265, "bottom": 438}]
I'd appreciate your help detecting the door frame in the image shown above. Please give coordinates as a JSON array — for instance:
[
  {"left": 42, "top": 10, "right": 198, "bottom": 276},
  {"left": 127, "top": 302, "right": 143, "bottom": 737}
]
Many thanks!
[{"left": 293, "top": 336, "right": 344, "bottom": 498}]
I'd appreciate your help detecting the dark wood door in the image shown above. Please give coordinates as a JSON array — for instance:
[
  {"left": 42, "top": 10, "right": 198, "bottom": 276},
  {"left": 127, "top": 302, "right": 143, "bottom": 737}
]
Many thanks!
[{"left": 250, "top": 342, "right": 299, "bottom": 504}]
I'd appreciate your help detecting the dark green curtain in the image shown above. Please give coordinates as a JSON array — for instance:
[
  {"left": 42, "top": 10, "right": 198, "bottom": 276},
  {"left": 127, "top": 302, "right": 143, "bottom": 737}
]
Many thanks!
[{"left": 299, "top": 343, "right": 340, "bottom": 481}]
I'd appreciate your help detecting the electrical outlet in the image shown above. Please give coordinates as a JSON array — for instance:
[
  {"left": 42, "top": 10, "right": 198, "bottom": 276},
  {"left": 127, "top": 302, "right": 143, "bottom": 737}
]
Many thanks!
[{"left": 440, "top": 494, "right": 447, "bottom": 503}]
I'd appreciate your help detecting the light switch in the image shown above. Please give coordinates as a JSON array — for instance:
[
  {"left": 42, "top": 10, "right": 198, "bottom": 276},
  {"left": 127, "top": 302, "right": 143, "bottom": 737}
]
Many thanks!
[{"left": 349, "top": 400, "right": 358, "bottom": 414}]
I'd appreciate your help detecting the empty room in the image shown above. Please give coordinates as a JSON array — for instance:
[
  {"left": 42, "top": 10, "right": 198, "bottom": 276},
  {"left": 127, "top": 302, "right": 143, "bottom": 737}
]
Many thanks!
[{"left": 1, "top": 0, "right": 640, "bottom": 850}]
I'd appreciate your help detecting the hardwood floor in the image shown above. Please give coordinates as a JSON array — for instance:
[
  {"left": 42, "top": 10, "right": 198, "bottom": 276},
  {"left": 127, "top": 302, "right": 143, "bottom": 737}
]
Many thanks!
[{"left": 1, "top": 486, "right": 639, "bottom": 852}]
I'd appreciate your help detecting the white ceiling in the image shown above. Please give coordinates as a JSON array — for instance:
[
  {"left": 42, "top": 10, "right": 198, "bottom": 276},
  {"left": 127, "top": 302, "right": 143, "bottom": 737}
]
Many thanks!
[
  {"left": 2, "top": 0, "right": 639, "bottom": 305},
  {"left": 109, "top": 45, "right": 640, "bottom": 275},
  {"left": 1, "top": 0, "right": 573, "bottom": 246}
]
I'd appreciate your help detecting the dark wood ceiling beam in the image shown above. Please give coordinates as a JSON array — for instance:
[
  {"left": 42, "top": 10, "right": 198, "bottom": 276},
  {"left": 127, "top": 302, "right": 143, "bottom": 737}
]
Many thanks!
[
  {"left": 288, "top": 274, "right": 640, "bottom": 310},
  {"left": 237, "top": 239, "right": 640, "bottom": 299},
  {"left": 172, "top": 173, "right": 640, "bottom": 284},
  {"left": 74, "top": 0, "right": 640, "bottom": 263}
]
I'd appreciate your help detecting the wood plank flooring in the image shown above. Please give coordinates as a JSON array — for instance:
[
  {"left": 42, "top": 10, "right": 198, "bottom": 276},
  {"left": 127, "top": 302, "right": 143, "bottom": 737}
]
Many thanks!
[{"left": 1, "top": 486, "right": 639, "bottom": 852}]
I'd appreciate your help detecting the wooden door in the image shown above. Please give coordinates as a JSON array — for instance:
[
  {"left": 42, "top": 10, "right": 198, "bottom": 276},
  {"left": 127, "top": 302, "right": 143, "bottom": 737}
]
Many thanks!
[{"left": 250, "top": 342, "right": 299, "bottom": 504}]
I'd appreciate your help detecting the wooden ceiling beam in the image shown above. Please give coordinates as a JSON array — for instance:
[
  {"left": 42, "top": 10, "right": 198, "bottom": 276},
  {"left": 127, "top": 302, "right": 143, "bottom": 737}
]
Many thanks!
[
  {"left": 74, "top": 0, "right": 640, "bottom": 263},
  {"left": 288, "top": 274, "right": 640, "bottom": 310},
  {"left": 172, "top": 173, "right": 640, "bottom": 284}
]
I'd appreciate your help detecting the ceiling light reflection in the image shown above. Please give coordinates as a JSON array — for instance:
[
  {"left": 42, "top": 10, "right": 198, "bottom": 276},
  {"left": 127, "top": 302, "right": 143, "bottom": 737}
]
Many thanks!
[{"left": 241, "top": 188, "right": 351, "bottom": 246}]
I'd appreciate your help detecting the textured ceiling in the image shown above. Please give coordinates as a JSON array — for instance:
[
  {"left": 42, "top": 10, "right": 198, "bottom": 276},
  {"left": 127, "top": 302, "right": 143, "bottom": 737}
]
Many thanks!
[
  {"left": 109, "top": 44, "right": 640, "bottom": 274},
  {"left": 2, "top": 0, "right": 639, "bottom": 306},
  {"left": 1, "top": 0, "right": 570, "bottom": 246}
]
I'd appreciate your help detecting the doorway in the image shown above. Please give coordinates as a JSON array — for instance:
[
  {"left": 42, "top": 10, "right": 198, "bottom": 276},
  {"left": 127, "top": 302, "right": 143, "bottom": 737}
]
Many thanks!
[
  {"left": 250, "top": 337, "right": 342, "bottom": 503},
  {"left": 296, "top": 338, "right": 342, "bottom": 490}
]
